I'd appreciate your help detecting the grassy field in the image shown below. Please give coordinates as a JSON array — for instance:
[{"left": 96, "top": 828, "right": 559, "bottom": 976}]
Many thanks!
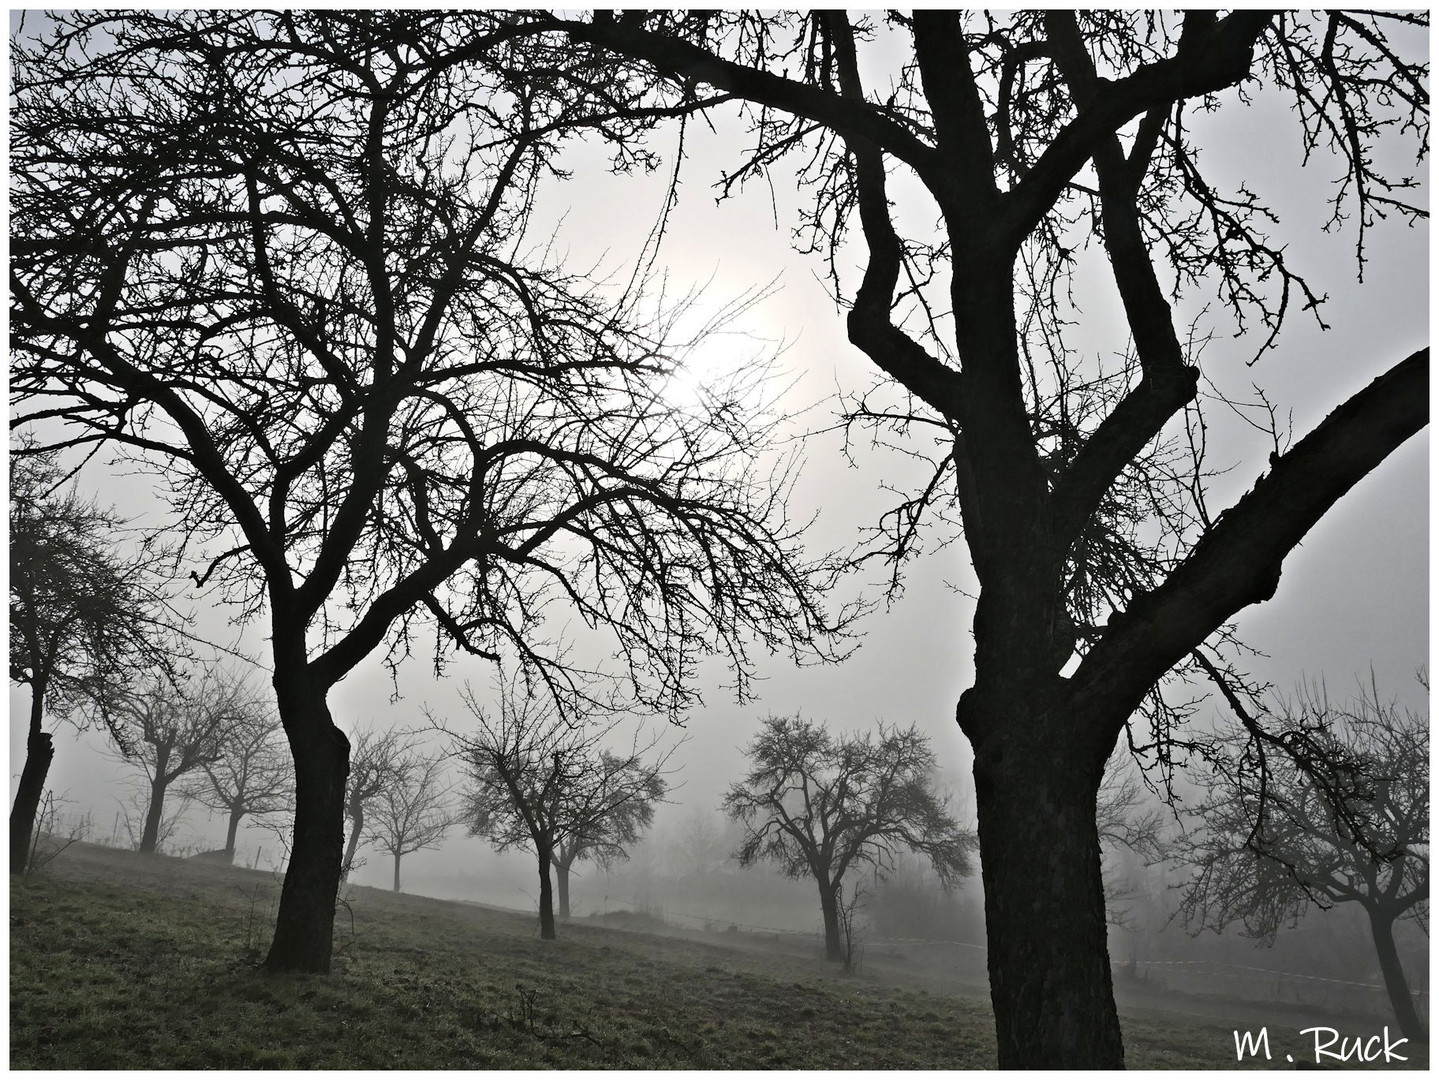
[{"left": 7, "top": 844, "right": 1413, "bottom": 1069}]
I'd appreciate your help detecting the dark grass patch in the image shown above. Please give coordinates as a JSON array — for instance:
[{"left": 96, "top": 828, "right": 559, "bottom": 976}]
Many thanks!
[
  {"left": 11, "top": 852, "right": 1002, "bottom": 1069},
  {"left": 11, "top": 845, "right": 1416, "bottom": 1069}
]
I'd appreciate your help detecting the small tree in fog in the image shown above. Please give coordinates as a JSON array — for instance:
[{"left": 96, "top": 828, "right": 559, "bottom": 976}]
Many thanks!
[
  {"left": 724, "top": 714, "right": 974, "bottom": 962},
  {"left": 9, "top": 449, "right": 185, "bottom": 872},
  {"left": 183, "top": 699, "right": 293, "bottom": 863},
  {"left": 365, "top": 751, "right": 456, "bottom": 893},
  {"left": 341, "top": 728, "right": 416, "bottom": 882},
  {"left": 452, "top": 682, "right": 670, "bottom": 938},
  {"left": 1096, "top": 753, "right": 1167, "bottom": 928},
  {"left": 110, "top": 669, "right": 249, "bottom": 854},
  {"left": 1175, "top": 675, "right": 1429, "bottom": 1041},
  {"left": 549, "top": 763, "right": 664, "bottom": 918}
]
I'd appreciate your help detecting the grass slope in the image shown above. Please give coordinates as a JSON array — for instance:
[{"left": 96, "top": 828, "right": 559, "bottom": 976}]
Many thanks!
[{"left": 6, "top": 844, "right": 1389, "bottom": 1069}]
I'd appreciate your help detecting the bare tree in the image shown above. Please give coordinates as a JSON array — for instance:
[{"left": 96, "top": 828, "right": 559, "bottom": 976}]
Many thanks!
[
  {"left": 10, "top": 11, "right": 842, "bottom": 970},
  {"left": 9, "top": 448, "right": 184, "bottom": 873},
  {"left": 1097, "top": 752, "right": 1167, "bottom": 928},
  {"left": 1175, "top": 675, "right": 1429, "bottom": 1041},
  {"left": 723, "top": 713, "right": 974, "bottom": 963},
  {"left": 110, "top": 669, "right": 248, "bottom": 854},
  {"left": 550, "top": 757, "right": 664, "bottom": 918},
  {"left": 364, "top": 748, "right": 455, "bottom": 893},
  {"left": 341, "top": 727, "right": 415, "bottom": 883},
  {"left": 452, "top": 681, "right": 672, "bottom": 939},
  {"left": 182, "top": 694, "right": 293, "bottom": 863},
  {"left": 515, "top": 11, "right": 1429, "bottom": 1063}
]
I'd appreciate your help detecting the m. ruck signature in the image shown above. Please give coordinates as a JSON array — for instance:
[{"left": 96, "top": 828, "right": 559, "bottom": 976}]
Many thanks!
[{"left": 1234, "top": 1026, "right": 1409, "bottom": 1065}]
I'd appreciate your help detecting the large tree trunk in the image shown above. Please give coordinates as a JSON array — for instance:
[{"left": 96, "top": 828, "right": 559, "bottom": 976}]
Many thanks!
[
  {"left": 223, "top": 807, "right": 244, "bottom": 861},
  {"left": 555, "top": 859, "right": 571, "bottom": 919},
  {"left": 538, "top": 845, "right": 556, "bottom": 940},
  {"left": 1367, "top": 905, "right": 1426, "bottom": 1043},
  {"left": 818, "top": 878, "right": 843, "bottom": 963},
  {"left": 10, "top": 728, "right": 54, "bottom": 874},
  {"left": 264, "top": 684, "right": 350, "bottom": 974},
  {"left": 970, "top": 724, "right": 1123, "bottom": 1068},
  {"left": 392, "top": 851, "right": 402, "bottom": 893}
]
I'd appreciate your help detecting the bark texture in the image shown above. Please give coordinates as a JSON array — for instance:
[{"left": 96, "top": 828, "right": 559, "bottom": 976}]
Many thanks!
[
  {"left": 555, "top": 861, "right": 571, "bottom": 919},
  {"left": 1368, "top": 907, "right": 1426, "bottom": 1043},
  {"left": 538, "top": 846, "right": 556, "bottom": 940},
  {"left": 264, "top": 688, "right": 350, "bottom": 974},
  {"left": 10, "top": 729, "right": 54, "bottom": 874}
]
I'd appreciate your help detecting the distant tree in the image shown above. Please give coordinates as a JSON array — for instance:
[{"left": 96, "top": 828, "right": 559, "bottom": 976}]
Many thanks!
[
  {"left": 669, "top": 808, "right": 735, "bottom": 882},
  {"left": 110, "top": 670, "right": 248, "bottom": 854},
  {"left": 182, "top": 695, "right": 293, "bottom": 863},
  {"left": 116, "top": 788, "right": 191, "bottom": 855},
  {"left": 453, "top": 682, "right": 671, "bottom": 939},
  {"left": 9, "top": 449, "right": 183, "bottom": 873},
  {"left": 723, "top": 714, "right": 974, "bottom": 962},
  {"left": 341, "top": 727, "right": 416, "bottom": 883},
  {"left": 1096, "top": 752, "right": 1167, "bottom": 927},
  {"left": 11, "top": 10, "right": 842, "bottom": 972},
  {"left": 550, "top": 758, "right": 664, "bottom": 918},
  {"left": 1175, "top": 676, "right": 1429, "bottom": 1041},
  {"left": 365, "top": 750, "right": 456, "bottom": 893}
]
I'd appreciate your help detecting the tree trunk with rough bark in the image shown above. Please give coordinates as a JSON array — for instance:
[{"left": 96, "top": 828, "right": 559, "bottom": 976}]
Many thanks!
[
  {"left": 341, "top": 799, "right": 364, "bottom": 883},
  {"left": 223, "top": 807, "right": 244, "bottom": 861},
  {"left": 538, "top": 845, "right": 556, "bottom": 940},
  {"left": 818, "top": 878, "right": 843, "bottom": 963},
  {"left": 10, "top": 727, "right": 54, "bottom": 875},
  {"left": 555, "top": 859, "right": 571, "bottom": 919},
  {"left": 969, "top": 716, "right": 1122, "bottom": 1069},
  {"left": 1368, "top": 905, "right": 1426, "bottom": 1043},
  {"left": 264, "top": 679, "right": 350, "bottom": 974},
  {"left": 139, "top": 745, "right": 172, "bottom": 855}
]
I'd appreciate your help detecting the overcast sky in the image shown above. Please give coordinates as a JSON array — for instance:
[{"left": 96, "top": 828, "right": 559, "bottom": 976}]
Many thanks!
[{"left": 9, "top": 35, "right": 1428, "bottom": 900}]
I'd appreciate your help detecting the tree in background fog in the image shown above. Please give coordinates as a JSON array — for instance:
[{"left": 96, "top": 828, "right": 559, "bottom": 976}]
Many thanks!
[
  {"left": 365, "top": 749, "right": 456, "bottom": 894},
  {"left": 517, "top": 11, "right": 1429, "bottom": 1064},
  {"left": 109, "top": 669, "right": 252, "bottom": 854},
  {"left": 9, "top": 449, "right": 186, "bottom": 873},
  {"left": 341, "top": 727, "right": 417, "bottom": 883},
  {"left": 724, "top": 714, "right": 974, "bottom": 963},
  {"left": 10, "top": 10, "right": 844, "bottom": 972},
  {"left": 182, "top": 701, "right": 294, "bottom": 864},
  {"left": 1175, "top": 675, "right": 1429, "bottom": 1041},
  {"left": 452, "top": 682, "right": 670, "bottom": 938},
  {"left": 550, "top": 768, "right": 664, "bottom": 919},
  {"left": 1096, "top": 752, "right": 1167, "bottom": 928}
]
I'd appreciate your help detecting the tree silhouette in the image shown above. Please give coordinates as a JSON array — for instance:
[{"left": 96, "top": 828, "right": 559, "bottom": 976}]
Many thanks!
[
  {"left": 453, "top": 681, "right": 670, "bottom": 939},
  {"left": 11, "top": 11, "right": 841, "bottom": 969},
  {"left": 109, "top": 669, "right": 250, "bottom": 854},
  {"left": 364, "top": 749, "right": 456, "bottom": 894},
  {"left": 513, "top": 11, "right": 1428, "bottom": 1063},
  {"left": 341, "top": 726, "right": 416, "bottom": 883},
  {"left": 1176, "top": 676, "right": 1429, "bottom": 1041},
  {"left": 8, "top": 449, "right": 184, "bottom": 873},
  {"left": 182, "top": 689, "right": 293, "bottom": 863},
  {"left": 724, "top": 713, "right": 973, "bottom": 962}
]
